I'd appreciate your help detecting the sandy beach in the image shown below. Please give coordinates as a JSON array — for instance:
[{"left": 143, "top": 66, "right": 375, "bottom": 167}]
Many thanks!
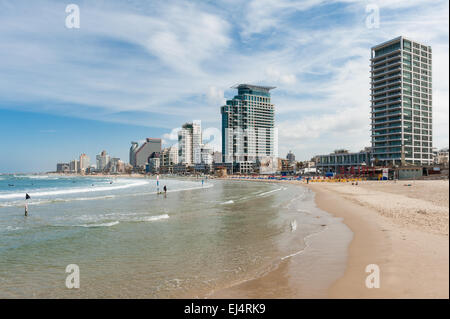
[
  {"left": 2, "top": 174, "right": 448, "bottom": 298},
  {"left": 211, "top": 178, "right": 449, "bottom": 299}
]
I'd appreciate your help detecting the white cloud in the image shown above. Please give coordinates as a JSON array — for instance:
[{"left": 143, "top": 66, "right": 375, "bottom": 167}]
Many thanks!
[
  {"left": 0, "top": 0, "right": 448, "bottom": 162},
  {"left": 202, "top": 127, "right": 221, "bottom": 152},
  {"left": 162, "top": 127, "right": 181, "bottom": 141},
  {"left": 206, "top": 86, "right": 225, "bottom": 107},
  {"left": 265, "top": 67, "right": 296, "bottom": 85}
]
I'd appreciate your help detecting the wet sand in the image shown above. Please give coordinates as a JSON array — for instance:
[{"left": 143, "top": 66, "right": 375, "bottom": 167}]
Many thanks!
[{"left": 210, "top": 179, "right": 449, "bottom": 299}]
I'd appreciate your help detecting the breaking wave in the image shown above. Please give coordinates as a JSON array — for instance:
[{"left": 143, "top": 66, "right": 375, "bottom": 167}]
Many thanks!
[
  {"left": 0, "top": 180, "right": 149, "bottom": 200},
  {"left": 75, "top": 221, "right": 120, "bottom": 228}
]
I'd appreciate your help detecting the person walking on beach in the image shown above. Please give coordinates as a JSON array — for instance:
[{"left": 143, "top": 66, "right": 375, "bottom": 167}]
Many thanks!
[{"left": 163, "top": 185, "right": 167, "bottom": 197}]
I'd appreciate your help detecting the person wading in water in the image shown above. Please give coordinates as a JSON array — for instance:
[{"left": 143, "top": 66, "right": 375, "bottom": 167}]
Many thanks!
[{"left": 25, "top": 193, "right": 30, "bottom": 216}]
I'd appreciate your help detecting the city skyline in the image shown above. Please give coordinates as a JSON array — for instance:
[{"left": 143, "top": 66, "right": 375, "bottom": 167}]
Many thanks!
[{"left": 0, "top": 1, "right": 449, "bottom": 173}]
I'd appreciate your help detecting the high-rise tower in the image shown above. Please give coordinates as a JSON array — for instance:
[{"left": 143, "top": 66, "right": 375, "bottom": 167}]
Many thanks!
[
  {"left": 178, "top": 121, "right": 202, "bottom": 165},
  {"left": 371, "top": 36, "right": 433, "bottom": 166},
  {"left": 221, "top": 84, "right": 277, "bottom": 165}
]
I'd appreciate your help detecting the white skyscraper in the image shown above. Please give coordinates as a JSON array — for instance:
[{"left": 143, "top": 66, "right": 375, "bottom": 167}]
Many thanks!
[
  {"left": 371, "top": 36, "right": 433, "bottom": 166},
  {"left": 79, "top": 153, "right": 90, "bottom": 173},
  {"left": 96, "top": 150, "right": 110, "bottom": 171},
  {"left": 69, "top": 160, "right": 79, "bottom": 173},
  {"left": 192, "top": 120, "right": 203, "bottom": 165},
  {"left": 178, "top": 121, "right": 202, "bottom": 165}
]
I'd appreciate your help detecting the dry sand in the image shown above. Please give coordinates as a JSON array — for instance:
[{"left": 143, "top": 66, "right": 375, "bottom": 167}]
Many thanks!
[
  {"left": 211, "top": 178, "right": 449, "bottom": 299},
  {"left": 312, "top": 180, "right": 449, "bottom": 298},
  {"left": 317, "top": 180, "right": 449, "bottom": 236}
]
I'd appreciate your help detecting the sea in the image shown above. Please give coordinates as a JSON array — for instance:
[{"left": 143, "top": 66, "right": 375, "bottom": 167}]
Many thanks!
[{"left": 0, "top": 174, "right": 352, "bottom": 298}]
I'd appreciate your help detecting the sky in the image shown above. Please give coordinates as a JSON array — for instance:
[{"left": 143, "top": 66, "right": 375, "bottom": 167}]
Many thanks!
[{"left": 0, "top": 0, "right": 448, "bottom": 173}]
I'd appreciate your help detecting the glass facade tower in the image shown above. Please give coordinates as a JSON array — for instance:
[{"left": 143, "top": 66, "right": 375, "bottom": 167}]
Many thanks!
[
  {"left": 371, "top": 36, "right": 433, "bottom": 166},
  {"left": 221, "top": 84, "right": 277, "bottom": 164}
]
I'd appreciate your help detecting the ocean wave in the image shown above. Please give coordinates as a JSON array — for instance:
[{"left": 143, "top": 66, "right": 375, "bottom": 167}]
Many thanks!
[
  {"left": 0, "top": 180, "right": 212, "bottom": 208},
  {"left": 5, "top": 226, "right": 23, "bottom": 231},
  {"left": 15, "top": 175, "right": 60, "bottom": 180},
  {"left": 25, "top": 175, "right": 51, "bottom": 179},
  {"left": 73, "top": 195, "right": 116, "bottom": 201},
  {"left": 257, "top": 187, "right": 283, "bottom": 197},
  {"left": 0, "top": 202, "right": 15, "bottom": 207},
  {"left": 55, "top": 213, "right": 170, "bottom": 226},
  {"left": 0, "top": 180, "right": 149, "bottom": 200},
  {"left": 225, "top": 187, "right": 282, "bottom": 204},
  {"left": 0, "top": 195, "right": 117, "bottom": 207},
  {"left": 75, "top": 221, "right": 120, "bottom": 228},
  {"left": 135, "top": 214, "right": 170, "bottom": 222}
]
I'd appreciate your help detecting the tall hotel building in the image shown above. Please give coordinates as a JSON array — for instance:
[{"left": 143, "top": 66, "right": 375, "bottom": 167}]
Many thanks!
[
  {"left": 371, "top": 36, "right": 433, "bottom": 166},
  {"left": 221, "top": 84, "right": 277, "bottom": 170},
  {"left": 178, "top": 121, "right": 202, "bottom": 165}
]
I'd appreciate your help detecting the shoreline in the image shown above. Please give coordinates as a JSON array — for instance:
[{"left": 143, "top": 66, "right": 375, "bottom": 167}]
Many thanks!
[
  {"left": 210, "top": 178, "right": 449, "bottom": 299},
  {"left": 2, "top": 175, "right": 448, "bottom": 298},
  {"left": 208, "top": 182, "right": 352, "bottom": 299}
]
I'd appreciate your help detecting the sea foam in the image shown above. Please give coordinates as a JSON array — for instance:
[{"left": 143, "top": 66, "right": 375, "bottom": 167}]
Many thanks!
[
  {"left": 75, "top": 221, "right": 120, "bottom": 228},
  {"left": 0, "top": 180, "right": 149, "bottom": 200},
  {"left": 137, "top": 214, "right": 170, "bottom": 222},
  {"left": 257, "top": 187, "right": 283, "bottom": 197}
]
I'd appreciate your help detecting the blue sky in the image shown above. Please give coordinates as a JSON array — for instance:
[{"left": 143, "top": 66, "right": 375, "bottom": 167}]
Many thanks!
[{"left": 0, "top": 0, "right": 448, "bottom": 173}]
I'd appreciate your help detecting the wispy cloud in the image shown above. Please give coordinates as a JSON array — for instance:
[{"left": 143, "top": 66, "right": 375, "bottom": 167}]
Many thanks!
[{"left": 0, "top": 0, "right": 448, "bottom": 163}]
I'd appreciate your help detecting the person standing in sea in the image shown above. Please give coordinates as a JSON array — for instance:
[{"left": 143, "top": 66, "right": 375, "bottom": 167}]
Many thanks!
[{"left": 24, "top": 193, "right": 30, "bottom": 216}]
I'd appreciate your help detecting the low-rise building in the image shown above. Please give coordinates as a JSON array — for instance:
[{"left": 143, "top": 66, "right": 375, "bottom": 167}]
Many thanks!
[
  {"left": 433, "top": 147, "right": 449, "bottom": 166},
  {"left": 286, "top": 151, "right": 295, "bottom": 164},
  {"left": 56, "top": 163, "right": 70, "bottom": 173},
  {"left": 315, "top": 148, "right": 372, "bottom": 174},
  {"left": 69, "top": 160, "right": 79, "bottom": 173},
  {"left": 279, "top": 158, "right": 295, "bottom": 174},
  {"left": 396, "top": 167, "right": 423, "bottom": 180},
  {"left": 258, "top": 156, "right": 278, "bottom": 175},
  {"left": 213, "top": 162, "right": 233, "bottom": 175},
  {"left": 200, "top": 146, "right": 213, "bottom": 165},
  {"left": 109, "top": 158, "right": 124, "bottom": 173},
  {"left": 161, "top": 146, "right": 178, "bottom": 167},
  {"left": 212, "top": 151, "right": 222, "bottom": 164},
  {"left": 146, "top": 157, "right": 160, "bottom": 174}
]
